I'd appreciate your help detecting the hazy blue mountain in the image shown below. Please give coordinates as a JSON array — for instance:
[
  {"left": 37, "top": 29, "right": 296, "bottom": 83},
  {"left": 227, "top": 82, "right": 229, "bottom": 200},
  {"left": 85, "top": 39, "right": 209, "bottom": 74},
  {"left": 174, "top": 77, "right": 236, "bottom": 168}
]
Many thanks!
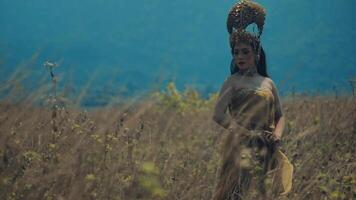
[{"left": 0, "top": 0, "right": 355, "bottom": 103}]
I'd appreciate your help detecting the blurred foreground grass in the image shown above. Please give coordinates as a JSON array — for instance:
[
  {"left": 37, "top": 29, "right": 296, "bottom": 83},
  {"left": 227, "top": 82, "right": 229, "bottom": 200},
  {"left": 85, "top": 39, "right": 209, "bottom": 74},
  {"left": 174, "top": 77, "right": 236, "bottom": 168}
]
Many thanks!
[{"left": 0, "top": 82, "right": 355, "bottom": 200}]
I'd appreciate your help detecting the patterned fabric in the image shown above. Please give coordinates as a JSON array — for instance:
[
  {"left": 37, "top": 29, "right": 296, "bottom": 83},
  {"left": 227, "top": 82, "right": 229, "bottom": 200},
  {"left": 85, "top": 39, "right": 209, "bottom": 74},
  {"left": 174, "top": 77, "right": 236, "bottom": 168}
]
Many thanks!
[
  {"left": 213, "top": 76, "right": 284, "bottom": 129},
  {"left": 213, "top": 130, "right": 276, "bottom": 200},
  {"left": 228, "top": 87, "right": 277, "bottom": 132}
]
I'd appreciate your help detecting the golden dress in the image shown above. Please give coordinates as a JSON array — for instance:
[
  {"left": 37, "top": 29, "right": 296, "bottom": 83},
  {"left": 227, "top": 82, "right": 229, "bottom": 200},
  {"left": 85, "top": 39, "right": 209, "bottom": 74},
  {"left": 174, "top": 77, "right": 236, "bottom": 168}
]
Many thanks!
[{"left": 213, "top": 84, "right": 292, "bottom": 200}]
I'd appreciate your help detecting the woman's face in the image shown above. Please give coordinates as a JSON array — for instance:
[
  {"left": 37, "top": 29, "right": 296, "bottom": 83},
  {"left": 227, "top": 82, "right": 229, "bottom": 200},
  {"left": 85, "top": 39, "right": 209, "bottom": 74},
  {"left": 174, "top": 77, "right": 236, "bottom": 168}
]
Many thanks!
[{"left": 233, "top": 43, "right": 256, "bottom": 71}]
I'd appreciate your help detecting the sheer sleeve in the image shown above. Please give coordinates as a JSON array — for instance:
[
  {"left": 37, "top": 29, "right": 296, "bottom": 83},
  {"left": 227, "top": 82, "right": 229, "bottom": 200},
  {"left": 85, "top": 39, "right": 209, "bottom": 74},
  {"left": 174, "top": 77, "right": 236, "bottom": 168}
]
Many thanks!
[
  {"left": 270, "top": 80, "right": 283, "bottom": 122},
  {"left": 213, "top": 77, "right": 233, "bottom": 129}
]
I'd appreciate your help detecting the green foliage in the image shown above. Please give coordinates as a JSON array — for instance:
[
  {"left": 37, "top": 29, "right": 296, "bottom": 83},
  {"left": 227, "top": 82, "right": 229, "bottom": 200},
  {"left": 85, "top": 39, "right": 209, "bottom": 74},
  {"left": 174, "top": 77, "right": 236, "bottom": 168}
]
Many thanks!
[
  {"left": 139, "top": 162, "right": 166, "bottom": 198},
  {"left": 152, "top": 81, "right": 218, "bottom": 113}
]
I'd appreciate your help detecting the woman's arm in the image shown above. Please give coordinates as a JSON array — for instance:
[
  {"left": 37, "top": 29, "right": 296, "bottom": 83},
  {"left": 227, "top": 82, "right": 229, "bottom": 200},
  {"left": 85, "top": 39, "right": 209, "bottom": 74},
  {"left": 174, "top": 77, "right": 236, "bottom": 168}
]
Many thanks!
[
  {"left": 274, "top": 115, "right": 285, "bottom": 139},
  {"left": 213, "top": 77, "right": 233, "bottom": 129},
  {"left": 269, "top": 78, "right": 285, "bottom": 139}
]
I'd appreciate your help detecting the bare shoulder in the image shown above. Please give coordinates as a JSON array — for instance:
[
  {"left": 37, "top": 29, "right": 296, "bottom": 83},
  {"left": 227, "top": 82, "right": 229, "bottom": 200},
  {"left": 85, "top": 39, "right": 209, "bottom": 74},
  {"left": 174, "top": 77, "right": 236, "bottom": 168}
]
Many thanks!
[
  {"left": 262, "top": 77, "right": 282, "bottom": 97},
  {"left": 262, "top": 77, "right": 278, "bottom": 88},
  {"left": 223, "top": 75, "right": 235, "bottom": 85},
  {"left": 256, "top": 76, "right": 273, "bottom": 89},
  {"left": 219, "top": 75, "right": 235, "bottom": 91},
  {"left": 262, "top": 77, "right": 273, "bottom": 84}
]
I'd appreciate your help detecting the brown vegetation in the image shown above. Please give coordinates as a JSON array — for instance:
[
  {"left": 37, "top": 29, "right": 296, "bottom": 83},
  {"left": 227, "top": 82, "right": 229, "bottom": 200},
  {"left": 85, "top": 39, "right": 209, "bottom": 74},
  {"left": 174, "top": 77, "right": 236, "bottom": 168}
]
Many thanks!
[{"left": 0, "top": 83, "right": 355, "bottom": 200}]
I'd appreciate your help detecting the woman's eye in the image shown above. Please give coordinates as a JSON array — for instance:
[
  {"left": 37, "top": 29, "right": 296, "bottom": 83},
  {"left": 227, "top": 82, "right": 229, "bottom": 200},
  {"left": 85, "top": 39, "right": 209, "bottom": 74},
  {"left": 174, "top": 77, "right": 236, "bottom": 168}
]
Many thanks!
[
  {"left": 242, "top": 50, "right": 250, "bottom": 55},
  {"left": 234, "top": 49, "right": 250, "bottom": 55}
]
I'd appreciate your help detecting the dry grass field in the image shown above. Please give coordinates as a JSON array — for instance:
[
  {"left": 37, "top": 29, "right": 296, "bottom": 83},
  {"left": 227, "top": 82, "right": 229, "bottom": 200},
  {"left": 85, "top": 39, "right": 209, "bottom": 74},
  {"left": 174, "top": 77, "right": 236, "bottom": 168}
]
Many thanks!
[{"left": 0, "top": 82, "right": 355, "bottom": 200}]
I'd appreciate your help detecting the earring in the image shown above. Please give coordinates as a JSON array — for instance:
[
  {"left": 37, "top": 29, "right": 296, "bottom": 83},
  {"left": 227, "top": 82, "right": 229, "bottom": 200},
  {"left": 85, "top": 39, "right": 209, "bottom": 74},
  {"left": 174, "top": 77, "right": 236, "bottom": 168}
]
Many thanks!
[{"left": 255, "top": 54, "right": 260, "bottom": 64}]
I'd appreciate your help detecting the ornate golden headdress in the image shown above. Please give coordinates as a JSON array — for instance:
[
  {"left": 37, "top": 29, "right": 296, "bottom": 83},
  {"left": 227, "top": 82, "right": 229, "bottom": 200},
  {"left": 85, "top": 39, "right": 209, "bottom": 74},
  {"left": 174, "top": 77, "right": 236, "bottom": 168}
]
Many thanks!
[{"left": 227, "top": 0, "right": 266, "bottom": 51}]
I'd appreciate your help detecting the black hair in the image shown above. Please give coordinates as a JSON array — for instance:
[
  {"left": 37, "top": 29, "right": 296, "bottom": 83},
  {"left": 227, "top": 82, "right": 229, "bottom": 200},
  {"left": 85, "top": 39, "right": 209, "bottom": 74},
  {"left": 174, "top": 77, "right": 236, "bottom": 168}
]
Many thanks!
[{"left": 230, "top": 45, "right": 269, "bottom": 77}]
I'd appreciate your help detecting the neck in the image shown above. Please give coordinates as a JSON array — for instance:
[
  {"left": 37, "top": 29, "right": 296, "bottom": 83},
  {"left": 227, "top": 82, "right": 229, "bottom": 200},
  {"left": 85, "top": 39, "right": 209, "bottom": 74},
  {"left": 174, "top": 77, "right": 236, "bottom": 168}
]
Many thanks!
[{"left": 237, "top": 66, "right": 257, "bottom": 77}]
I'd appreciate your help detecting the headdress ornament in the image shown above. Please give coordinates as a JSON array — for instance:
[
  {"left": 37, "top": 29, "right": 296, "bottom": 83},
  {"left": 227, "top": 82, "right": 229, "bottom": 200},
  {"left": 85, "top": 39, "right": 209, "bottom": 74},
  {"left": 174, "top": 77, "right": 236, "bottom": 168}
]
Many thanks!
[
  {"left": 227, "top": 0, "right": 266, "bottom": 37},
  {"left": 227, "top": 0, "right": 266, "bottom": 51}
]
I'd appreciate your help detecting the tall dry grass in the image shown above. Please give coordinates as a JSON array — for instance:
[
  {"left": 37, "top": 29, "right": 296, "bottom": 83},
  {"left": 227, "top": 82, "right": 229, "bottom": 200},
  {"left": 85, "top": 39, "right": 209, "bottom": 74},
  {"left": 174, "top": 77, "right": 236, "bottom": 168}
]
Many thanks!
[
  {"left": 0, "top": 69, "right": 355, "bottom": 200},
  {"left": 0, "top": 93, "right": 355, "bottom": 200}
]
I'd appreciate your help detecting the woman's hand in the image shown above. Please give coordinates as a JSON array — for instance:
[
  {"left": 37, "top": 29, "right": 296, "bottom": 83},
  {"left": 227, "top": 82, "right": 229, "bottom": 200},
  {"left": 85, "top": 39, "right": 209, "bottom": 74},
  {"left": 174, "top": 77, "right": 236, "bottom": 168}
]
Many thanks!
[{"left": 262, "top": 130, "right": 281, "bottom": 148}]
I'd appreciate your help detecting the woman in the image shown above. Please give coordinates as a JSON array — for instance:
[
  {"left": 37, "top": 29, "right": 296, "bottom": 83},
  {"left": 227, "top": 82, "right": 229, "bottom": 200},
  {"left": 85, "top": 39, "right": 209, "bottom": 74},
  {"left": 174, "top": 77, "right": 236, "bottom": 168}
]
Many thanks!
[{"left": 212, "top": 1, "right": 287, "bottom": 199}]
